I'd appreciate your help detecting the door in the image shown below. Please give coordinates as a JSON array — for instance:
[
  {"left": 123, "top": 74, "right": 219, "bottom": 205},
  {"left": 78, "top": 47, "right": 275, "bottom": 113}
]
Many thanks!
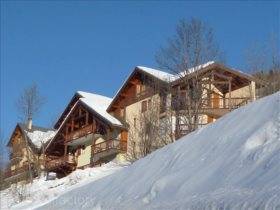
[
  {"left": 212, "top": 93, "right": 220, "bottom": 108},
  {"left": 120, "top": 131, "right": 128, "bottom": 151}
]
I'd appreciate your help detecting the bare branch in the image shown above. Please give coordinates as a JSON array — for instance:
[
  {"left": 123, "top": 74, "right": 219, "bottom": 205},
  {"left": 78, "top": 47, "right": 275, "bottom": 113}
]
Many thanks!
[{"left": 16, "top": 83, "right": 45, "bottom": 122}]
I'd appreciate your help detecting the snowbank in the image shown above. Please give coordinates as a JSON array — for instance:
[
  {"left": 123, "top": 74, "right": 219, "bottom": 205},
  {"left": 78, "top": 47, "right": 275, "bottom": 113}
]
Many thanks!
[
  {"left": 35, "top": 92, "right": 280, "bottom": 210},
  {"left": 0, "top": 160, "right": 129, "bottom": 210}
]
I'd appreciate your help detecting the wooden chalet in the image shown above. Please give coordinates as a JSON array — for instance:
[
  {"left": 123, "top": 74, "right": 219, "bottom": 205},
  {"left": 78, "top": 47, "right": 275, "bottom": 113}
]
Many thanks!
[
  {"left": 5, "top": 122, "right": 56, "bottom": 183},
  {"left": 45, "top": 91, "right": 127, "bottom": 177},
  {"left": 107, "top": 62, "right": 265, "bottom": 154}
]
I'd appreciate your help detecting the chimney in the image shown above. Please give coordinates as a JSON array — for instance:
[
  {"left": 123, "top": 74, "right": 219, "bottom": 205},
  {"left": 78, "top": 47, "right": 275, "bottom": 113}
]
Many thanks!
[{"left": 27, "top": 117, "right": 32, "bottom": 130}]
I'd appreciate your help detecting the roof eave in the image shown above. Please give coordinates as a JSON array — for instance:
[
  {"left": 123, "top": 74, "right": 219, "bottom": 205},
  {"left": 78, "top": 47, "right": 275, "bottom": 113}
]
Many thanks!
[{"left": 107, "top": 66, "right": 170, "bottom": 112}]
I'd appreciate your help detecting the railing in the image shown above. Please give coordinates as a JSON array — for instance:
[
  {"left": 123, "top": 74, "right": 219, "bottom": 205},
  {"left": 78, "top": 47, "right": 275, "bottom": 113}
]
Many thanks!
[
  {"left": 66, "top": 124, "right": 94, "bottom": 142},
  {"left": 4, "top": 164, "right": 30, "bottom": 178},
  {"left": 45, "top": 155, "right": 76, "bottom": 170},
  {"left": 92, "top": 139, "right": 127, "bottom": 155},
  {"left": 171, "top": 97, "right": 251, "bottom": 111}
]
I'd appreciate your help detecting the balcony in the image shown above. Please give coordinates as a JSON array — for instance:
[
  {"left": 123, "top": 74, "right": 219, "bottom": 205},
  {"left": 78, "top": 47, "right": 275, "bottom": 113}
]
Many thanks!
[
  {"left": 92, "top": 139, "right": 127, "bottom": 164},
  {"left": 201, "top": 97, "right": 251, "bottom": 118},
  {"left": 66, "top": 124, "right": 94, "bottom": 142},
  {"left": 4, "top": 164, "right": 30, "bottom": 179},
  {"left": 45, "top": 155, "right": 76, "bottom": 173}
]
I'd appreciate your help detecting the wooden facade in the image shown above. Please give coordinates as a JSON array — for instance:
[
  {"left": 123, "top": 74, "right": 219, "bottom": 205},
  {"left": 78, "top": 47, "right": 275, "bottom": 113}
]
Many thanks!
[
  {"left": 107, "top": 63, "right": 264, "bottom": 142},
  {"left": 45, "top": 94, "right": 127, "bottom": 177},
  {"left": 5, "top": 123, "right": 54, "bottom": 183},
  {"left": 6, "top": 62, "right": 265, "bottom": 179}
]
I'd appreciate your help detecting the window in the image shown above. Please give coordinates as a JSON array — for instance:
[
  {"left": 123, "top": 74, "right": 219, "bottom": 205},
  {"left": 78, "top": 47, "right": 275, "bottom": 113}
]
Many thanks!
[
  {"left": 148, "top": 99, "right": 152, "bottom": 109},
  {"left": 141, "top": 100, "right": 147, "bottom": 113},
  {"left": 120, "top": 108, "right": 125, "bottom": 118},
  {"left": 134, "top": 118, "right": 137, "bottom": 127},
  {"left": 141, "top": 84, "right": 146, "bottom": 93},
  {"left": 136, "top": 84, "right": 141, "bottom": 94},
  {"left": 160, "top": 94, "right": 167, "bottom": 113}
]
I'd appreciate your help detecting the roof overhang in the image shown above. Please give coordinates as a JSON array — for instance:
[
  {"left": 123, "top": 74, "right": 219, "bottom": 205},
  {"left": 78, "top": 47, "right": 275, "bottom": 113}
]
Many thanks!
[
  {"left": 107, "top": 67, "right": 169, "bottom": 112},
  {"left": 171, "top": 63, "right": 267, "bottom": 93}
]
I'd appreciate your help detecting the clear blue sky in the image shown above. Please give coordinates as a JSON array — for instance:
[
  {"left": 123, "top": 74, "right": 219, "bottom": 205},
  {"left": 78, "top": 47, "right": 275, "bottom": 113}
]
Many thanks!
[{"left": 1, "top": 1, "right": 279, "bottom": 143}]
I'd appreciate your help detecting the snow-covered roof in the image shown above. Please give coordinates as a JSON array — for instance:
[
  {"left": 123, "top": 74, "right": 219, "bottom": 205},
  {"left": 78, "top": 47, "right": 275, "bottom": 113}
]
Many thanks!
[
  {"left": 173, "top": 61, "right": 215, "bottom": 80},
  {"left": 107, "top": 63, "right": 216, "bottom": 111},
  {"left": 46, "top": 91, "right": 122, "bottom": 150},
  {"left": 77, "top": 91, "right": 122, "bottom": 126},
  {"left": 12, "top": 123, "right": 56, "bottom": 150},
  {"left": 136, "top": 66, "right": 175, "bottom": 82},
  {"left": 137, "top": 61, "right": 215, "bottom": 82},
  {"left": 25, "top": 130, "right": 56, "bottom": 149}
]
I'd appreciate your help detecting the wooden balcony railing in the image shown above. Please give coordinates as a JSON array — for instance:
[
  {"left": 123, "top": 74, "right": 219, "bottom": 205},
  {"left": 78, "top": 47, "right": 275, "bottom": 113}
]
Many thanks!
[
  {"left": 45, "top": 155, "right": 76, "bottom": 170},
  {"left": 92, "top": 139, "right": 127, "bottom": 155},
  {"left": 4, "top": 164, "right": 30, "bottom": 178},
  {"left": 202, "top": 97, "right": 251, "bottom": 109},
  {"left": 172, "top": 97, "right": 251, "bottom": 111},
  {"left": 66, "top": 124, "right": 94, "bottom": 142}
]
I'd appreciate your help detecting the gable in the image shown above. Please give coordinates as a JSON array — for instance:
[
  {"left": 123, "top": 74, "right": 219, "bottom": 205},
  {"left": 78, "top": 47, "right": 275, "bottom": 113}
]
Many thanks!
[
  {"left": 54, "top": 93, "right": 81, "bottom": 129},
  {"left": 8, "top": 125, "right": 24, "bottom": 147},
  {"left": 107, "top": 67, "right": 169, "bottom": 113},
  {"left": 171, "top": 63, "right": 264, "bottom": 94}
]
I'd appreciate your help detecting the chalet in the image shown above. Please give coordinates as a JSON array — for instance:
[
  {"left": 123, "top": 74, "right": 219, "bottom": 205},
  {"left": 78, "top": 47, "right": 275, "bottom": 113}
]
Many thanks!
[
  {"left": 44, "top": 91, "right": 127, "bottom": 177},
  {"left": 107, "top": 61, "right": 265, "bottom": 157},
  {"left": 5, "top": 122, "right": 56, "bottom": 183},
  {"left": 5, "top": 61, "right": 265, "bottom": 179}
]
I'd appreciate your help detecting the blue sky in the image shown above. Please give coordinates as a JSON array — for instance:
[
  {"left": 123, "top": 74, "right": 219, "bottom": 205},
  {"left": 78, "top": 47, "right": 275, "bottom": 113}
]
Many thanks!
[{"left": 1, "top": 1, "right": 279, "bottom": 144}]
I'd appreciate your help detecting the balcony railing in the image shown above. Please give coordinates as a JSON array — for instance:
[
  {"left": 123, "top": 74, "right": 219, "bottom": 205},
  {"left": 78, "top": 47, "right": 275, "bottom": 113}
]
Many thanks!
[
  {"left": 92, "top": 139, "right": 127, "bottom": 155},
  {"left": 45, "top": 155, "right": 76, "bottom": 170},
  {"left": 202, "top": 97, "right": 251, "bottom": 109},
  {"left": 172, "top": 97, "right": 251, "bottom": 111},
  {"left": 4, "top": 164, "right": 30, "bottom": 178},
  {"left": 66, "top": 124, "right": 94, "bottom": 142}
]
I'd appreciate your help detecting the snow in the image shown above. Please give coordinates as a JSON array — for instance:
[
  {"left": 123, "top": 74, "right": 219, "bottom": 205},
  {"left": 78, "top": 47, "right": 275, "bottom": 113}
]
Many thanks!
[
  {"left": 2, "top": 92, "right": 279, "bottom": 210},
  {"left": 138, "top": 61, "right": 216, "bottom": 82},
  {"left": 33, "top": 92, "right": 280, "bottom": 210},
  {"left": 173, "top": 61, "right": 215, "bottom": 80},
  {"left": 0, "top": 160, "right": 129, "bottom": 210},
  {"left": 45, "top": 92, "right": 122, "bottom": 150},
  {"left": 77, "top": 91, "right": 122, "bottom": 126},
  {"left": 26, "top": 130, "right": 56, "bottom": 149},
  {"left": 137, "top": 66, "right": 175, "bottom": 82},
  {"left": 137, "top": 62, "right": 216, "bottom": 82}
]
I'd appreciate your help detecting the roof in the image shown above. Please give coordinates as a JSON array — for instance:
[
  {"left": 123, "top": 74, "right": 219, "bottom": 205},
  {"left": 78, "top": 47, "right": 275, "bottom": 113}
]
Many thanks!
[
  {"left": 8, "top": 123, "right": 56, "bottom": 152},
  {"left": 45, "top": 91, "right": 123, "bottom": 151},
  {"left": 77, "top": 91, "right": 122, "bottom": 126},
  {"left": 107, "top": 62, "right": 262, "bottom": 112},
  {"left": 136, "top": 66, "right": 175, "bottom": 82},
  {"left": 173, "top": 61, "right": 215, "bottom": 80}
]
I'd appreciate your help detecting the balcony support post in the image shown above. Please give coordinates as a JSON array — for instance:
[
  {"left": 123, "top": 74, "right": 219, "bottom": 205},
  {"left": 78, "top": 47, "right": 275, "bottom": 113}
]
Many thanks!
[{"left": 228, "top": 79, "right": 232, "bottom": 110}]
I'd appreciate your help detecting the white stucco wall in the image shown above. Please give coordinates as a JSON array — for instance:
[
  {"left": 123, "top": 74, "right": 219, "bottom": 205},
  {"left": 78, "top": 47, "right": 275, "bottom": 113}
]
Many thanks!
[{"left": 77, "top": 145, "right": 92, "bottom": 168}]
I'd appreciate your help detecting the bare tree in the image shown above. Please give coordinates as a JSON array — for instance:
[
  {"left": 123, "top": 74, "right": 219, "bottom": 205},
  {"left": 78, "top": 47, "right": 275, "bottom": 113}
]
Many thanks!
[
  {"left": 245, "top": 33, "right": 280, "bottom": 97},
  {"left": 15, "top": 83, "right": 45, "bottom": 183},
  {"left": 16, "top": 83, "right": 45, "bottom": 122},
  {"left": 156, "top": 18, "right": 224, "bottom": 136},
  {"left": 0, "top": 129, "right": 8, "bottom": 189}
]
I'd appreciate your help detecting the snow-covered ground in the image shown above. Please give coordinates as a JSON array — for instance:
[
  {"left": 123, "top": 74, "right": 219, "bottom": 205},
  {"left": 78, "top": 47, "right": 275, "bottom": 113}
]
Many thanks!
[
  {"left": 0, "top": 160, "right": 129, "bottom": 210},
  {"left": 1, "top": 92, "right": 280, "bottom": 210}
]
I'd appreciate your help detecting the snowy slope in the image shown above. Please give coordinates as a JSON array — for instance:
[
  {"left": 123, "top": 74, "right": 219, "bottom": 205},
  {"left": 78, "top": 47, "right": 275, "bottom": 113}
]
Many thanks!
[
  {"left": 0, "top": 161, "right": 129, "bottom": 210},
  {"left": 35, "top": 92, "right": 280, "bottom": 210}
]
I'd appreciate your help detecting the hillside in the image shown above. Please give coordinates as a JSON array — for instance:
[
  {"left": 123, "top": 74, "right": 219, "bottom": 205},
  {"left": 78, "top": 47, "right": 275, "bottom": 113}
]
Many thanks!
[
  {"left": 3, "top": 92, "right": 280, "bottom": 210},
  {"left": 36, "top": 92, "right": 280, "bottom": 210}
]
